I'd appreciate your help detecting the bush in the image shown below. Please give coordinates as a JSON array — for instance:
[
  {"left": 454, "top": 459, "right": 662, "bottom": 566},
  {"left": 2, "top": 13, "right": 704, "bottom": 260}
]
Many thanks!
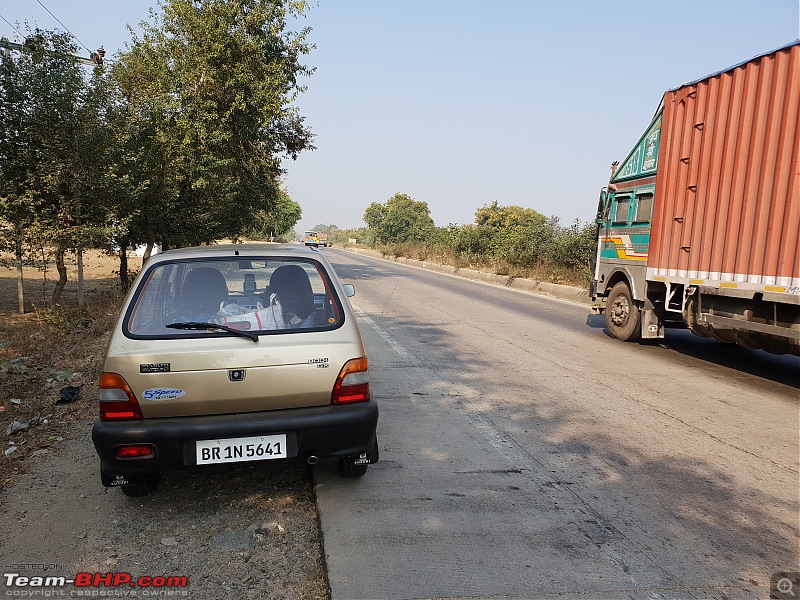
[
  {"left": 446, "top": 224, "right": 495, "bottom": 259},
  {"left": 363, "top": 200, "right": 595, "bottom": 287}
]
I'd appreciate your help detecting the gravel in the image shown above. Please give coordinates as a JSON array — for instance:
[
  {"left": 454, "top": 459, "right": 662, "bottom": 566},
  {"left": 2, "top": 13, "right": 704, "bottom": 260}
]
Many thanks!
[{"left": 0, "top": 419, "right": 329, "bottom": 599}]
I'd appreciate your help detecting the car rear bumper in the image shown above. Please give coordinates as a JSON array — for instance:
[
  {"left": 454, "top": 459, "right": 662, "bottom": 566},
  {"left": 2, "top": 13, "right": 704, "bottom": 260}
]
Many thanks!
[{"left": 92, "top": 400, "right": 378, "bottom": 480}]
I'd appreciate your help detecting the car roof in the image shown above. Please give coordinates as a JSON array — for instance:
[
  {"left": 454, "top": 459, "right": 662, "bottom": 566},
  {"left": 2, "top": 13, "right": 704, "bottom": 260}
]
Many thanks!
[{"left": 154, "top": 243, "right": 322, "bottom": 261}]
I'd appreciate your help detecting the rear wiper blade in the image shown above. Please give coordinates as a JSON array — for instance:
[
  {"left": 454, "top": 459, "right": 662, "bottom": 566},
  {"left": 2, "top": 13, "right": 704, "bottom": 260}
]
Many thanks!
[{"left": 165, "top": 322, "right": 259, "bottom": 342}]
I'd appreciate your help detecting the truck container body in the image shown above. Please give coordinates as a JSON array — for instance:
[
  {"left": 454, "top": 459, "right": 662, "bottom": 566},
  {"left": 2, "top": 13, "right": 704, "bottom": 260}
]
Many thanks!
[{"left": 592, "top": 40, "right": 800, "bottom": 355}]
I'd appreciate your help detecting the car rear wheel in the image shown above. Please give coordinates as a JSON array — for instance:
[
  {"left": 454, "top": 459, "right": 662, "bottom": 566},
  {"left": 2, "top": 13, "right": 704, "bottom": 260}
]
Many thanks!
[
  {"left": 338, "top": 459, "right": 368, "bottom": 477},
  {"left": 120, "top": 473, "right": 160, "bottom": 497}
]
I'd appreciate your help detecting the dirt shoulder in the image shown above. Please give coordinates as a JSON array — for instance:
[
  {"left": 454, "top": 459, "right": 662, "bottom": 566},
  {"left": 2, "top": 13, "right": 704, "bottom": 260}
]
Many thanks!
[{"left": 0, "top": 250, "right": 328, "bottom": 600}]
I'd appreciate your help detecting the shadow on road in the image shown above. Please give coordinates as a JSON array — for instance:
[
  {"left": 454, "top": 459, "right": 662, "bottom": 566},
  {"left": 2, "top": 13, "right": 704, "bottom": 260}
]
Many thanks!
[
  {"left": 584, "top": 313, "right": 800, "bottom": 390},
  {"left": 357, "top": 305, "right": 798, "bottom": 595}
]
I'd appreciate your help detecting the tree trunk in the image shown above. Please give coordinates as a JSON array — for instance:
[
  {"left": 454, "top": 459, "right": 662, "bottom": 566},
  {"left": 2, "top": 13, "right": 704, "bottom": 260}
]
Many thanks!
[
  {"left": 52, "top": 246, "right": 68, "bottom": 305},
  {"left": 119, "top": 243, "right": 129, "bottom": 290},
  {"left": 142, "top": 215, "right": 155, "bottom": 266},
  {"left": 40, "top": 245, "right": 48, "bottom": 309},
  {"left": 15, "top": 239, "right": 25, "bottom": 314},
  {"left": 77, "top": 245, "right": 85, "bottom": 307}
]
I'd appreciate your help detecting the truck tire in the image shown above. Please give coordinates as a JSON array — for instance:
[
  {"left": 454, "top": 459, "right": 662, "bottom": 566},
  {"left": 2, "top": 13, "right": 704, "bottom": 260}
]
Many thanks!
[{"left": 606, "top": 281, "right": 641, "bottom": 341}]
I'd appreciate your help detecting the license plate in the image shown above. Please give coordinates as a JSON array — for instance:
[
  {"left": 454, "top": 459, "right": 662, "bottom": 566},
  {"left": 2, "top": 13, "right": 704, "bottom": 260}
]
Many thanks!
[{"left": 196, "top": 434, "right": 287, "bottom": 465}]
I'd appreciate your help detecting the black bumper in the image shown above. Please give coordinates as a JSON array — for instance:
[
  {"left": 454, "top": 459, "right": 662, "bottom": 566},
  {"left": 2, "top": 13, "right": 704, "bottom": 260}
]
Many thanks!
[{"left": 92, "top": 400, "right": 378, "bottom": 479}]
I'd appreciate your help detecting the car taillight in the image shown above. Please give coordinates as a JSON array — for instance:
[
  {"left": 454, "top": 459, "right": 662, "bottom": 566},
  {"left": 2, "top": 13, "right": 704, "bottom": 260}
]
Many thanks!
[
  {"left": 331, "top": 357, "right": 371, "bottom": 405},
  {"left": 99, "top": 372, "right": 143, "bottom": 421},
  {"left": 115, "top": 444, "right": 155, "bottom": 459}
]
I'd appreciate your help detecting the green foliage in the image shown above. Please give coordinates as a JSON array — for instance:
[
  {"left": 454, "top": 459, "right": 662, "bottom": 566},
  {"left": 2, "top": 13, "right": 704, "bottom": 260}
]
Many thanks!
[
  {"left": 363, "top": 193, "right": 435, "bottom": 245},
  {"left": 311, "top": 224, "right": 337, "bottom": 234},
  {"left": 0, "top": 29, "right": 103, "bottom": 240},
  {"left": 242, "top": 189, "right": 302, "bottom": 241},
  {"left": 107, "top": 0, "right": 315, "bottom": 250},
  {"left": 300, "top": 224, "right": 370, "bottom": 246},
  {"left": 0, "top": 28, "right": 116, "bottom": 306},
  {"left": 549, "top": 218, "right": 597, "bottom": 281},
  {"left": 475, "top": 200, "right": 546, "bottom": 229},
  {"left": 0, "top": 1, "right": 315, "bottom": 295},
  {"left": 445, "top": 224, "right": 495, "bottom": 259},
  {"left": 363, "top": 199, "right": 595, "bottom": 287}
]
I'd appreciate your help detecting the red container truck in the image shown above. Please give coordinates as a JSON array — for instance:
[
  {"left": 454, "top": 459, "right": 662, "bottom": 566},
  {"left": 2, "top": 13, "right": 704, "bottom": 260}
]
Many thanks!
[{"left": 592, "top": 40, "right": 799, "bottom": 356}]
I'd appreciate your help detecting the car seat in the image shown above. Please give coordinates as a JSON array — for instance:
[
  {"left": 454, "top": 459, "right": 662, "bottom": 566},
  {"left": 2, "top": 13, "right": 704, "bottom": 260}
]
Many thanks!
[
  {"left": 179, "top": 267, "right": 229, "bottom": 320},
  {"left": 269, "top": 265, "right": 317, "bottom": 324}
]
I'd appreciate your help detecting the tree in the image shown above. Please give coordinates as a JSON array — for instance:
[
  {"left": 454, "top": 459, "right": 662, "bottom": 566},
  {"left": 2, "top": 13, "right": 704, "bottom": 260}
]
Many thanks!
[
  {"left": 311, "top": 224, "right": 338, "bottom": 234},
  {"left": 243, "top": 189, "right": 302, "bottom": 241},
  {"left": 363, "top": 193, "right": 435, "bottom": 245},
  {"left": 0, "top": 29, "right": 113, "bottom": 308},
  {"left": 1, "top": 0, "right": 318, "bottom": 299},
  {"left": 105, "top": 0, "right": 315, "bottom": 284},
  {"left": 0, "top": 39, "right": 33, "bottom": 313},
  {"left": 475, "top": 200, "right": 545, "bottom": 229}
]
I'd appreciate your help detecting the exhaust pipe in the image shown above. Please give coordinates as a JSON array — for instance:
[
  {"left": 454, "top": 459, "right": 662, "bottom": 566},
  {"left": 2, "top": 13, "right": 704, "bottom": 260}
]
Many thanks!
[{"left": 306, "top": 454, "right": 319, "bottom": 465}]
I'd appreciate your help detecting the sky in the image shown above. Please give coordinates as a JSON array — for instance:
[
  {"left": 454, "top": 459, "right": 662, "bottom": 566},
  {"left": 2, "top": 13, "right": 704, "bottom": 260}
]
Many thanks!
[{"left": 1, "top": 0, "right": 798, "bottom": 234}]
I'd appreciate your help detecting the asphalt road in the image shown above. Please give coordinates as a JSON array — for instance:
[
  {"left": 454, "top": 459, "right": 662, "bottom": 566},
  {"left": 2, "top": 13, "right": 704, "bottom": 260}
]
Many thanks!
[{"left": 314, "top": 248, "right": 800, "bottom": 600}]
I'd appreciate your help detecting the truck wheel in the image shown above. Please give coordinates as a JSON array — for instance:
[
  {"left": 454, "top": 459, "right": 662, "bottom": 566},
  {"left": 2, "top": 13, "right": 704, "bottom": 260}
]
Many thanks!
[{"left": 606, "top": 282, "right": 641, "bottom": 341}]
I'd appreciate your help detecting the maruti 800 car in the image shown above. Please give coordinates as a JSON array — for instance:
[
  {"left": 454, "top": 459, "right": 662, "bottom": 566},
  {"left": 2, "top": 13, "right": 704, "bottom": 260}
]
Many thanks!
[{"left": 91, "top": 244, "right": 379, "bottom": 496}]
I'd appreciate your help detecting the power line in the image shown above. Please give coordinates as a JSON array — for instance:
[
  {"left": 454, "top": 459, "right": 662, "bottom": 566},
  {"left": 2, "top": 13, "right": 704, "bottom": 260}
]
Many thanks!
[
  {"left": 0, "top": 12, "right": 25, "bottom": 40},
  {"left": 34, "top": 0, "right": 91, "bottom": 53},
  {"left": 0, "top": 8, "right": 104, "bottom": 67}
]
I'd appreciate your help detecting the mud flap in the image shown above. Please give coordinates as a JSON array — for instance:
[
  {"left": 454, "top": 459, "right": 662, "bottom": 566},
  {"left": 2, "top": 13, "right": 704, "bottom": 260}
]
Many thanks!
[
  {"left": 641, "top": 307, "right": 664, "bottom": 339},
  {"left": 342, "top": 437, "right": 379, "bottom": 466},
  {"left": 642, "top": 290, "right": 665, "bottom": 340},
  {"left": 101, "top": 470, "right": 134, "bottom": 487}
]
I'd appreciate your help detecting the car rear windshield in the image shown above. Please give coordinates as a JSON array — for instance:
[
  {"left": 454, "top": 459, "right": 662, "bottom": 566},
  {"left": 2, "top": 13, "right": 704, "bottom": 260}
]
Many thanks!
[{"left": 124, "top": 257, "right": 344, "bottom": 338}]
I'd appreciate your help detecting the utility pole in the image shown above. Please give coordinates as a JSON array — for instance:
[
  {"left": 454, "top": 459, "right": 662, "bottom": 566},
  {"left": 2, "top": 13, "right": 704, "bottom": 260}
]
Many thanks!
[{"left": 0, "top": 38, "right": 103, "bottom": 66}]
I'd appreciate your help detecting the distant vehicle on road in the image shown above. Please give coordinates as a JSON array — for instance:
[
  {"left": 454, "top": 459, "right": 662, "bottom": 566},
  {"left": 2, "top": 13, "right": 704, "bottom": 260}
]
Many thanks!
[
  {"left": 303, "top": 231, "right": 329, "bottom": 247},
  {"left": 592, "top": 40, "right": 799, "bottom": 356}
]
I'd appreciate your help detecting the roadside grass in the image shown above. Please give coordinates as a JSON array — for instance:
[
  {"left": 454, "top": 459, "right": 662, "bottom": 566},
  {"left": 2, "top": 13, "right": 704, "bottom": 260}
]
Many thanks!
[{"left": 373, "top": 242, "right": 591, "bottom": 288}]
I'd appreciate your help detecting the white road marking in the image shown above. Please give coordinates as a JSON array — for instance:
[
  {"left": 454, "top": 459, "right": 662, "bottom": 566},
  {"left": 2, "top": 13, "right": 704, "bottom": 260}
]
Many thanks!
[{"left": 351, "top": 303, "right": 411, "bottom": 359}]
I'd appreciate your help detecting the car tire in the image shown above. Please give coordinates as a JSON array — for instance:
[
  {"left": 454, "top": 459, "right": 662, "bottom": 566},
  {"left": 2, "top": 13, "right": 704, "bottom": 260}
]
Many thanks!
[
  {"left": 606, "top": 281, "right": 641, "bottom": 341},
  {"left": 120, "top": 473, "right": 160, "bottom": 497},
  {"left": 339, "top": 459, "right": 368, "bottom": 477}
]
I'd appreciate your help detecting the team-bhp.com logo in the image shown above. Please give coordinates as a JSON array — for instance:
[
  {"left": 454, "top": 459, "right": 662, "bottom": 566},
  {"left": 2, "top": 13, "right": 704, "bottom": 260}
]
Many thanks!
[{"left": 4, "top": 572, "right": 188, "bottom": 596}]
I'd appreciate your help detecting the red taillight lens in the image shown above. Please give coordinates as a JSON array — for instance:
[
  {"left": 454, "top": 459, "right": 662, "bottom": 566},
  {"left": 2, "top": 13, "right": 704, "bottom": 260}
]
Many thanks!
[
  {"left": 331, "top": 357, "right": 371, "bottom": 405},
  {"left": 99, "top": 372, "right": 143, "bottom": 421},
  {"left": 115, "top": 444, "right": 155, "bottom": 459}
]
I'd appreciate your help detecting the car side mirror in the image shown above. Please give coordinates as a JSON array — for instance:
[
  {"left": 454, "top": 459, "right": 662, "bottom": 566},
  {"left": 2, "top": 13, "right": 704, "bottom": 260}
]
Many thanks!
[{"left": 342, "top": 284, "right": 355, "bottom": 297}]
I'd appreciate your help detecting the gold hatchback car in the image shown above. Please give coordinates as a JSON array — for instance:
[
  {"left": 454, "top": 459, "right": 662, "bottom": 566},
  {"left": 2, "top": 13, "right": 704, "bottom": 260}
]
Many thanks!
[{"left": 91, "top": 244, "right": 379, "bottom": 496}]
